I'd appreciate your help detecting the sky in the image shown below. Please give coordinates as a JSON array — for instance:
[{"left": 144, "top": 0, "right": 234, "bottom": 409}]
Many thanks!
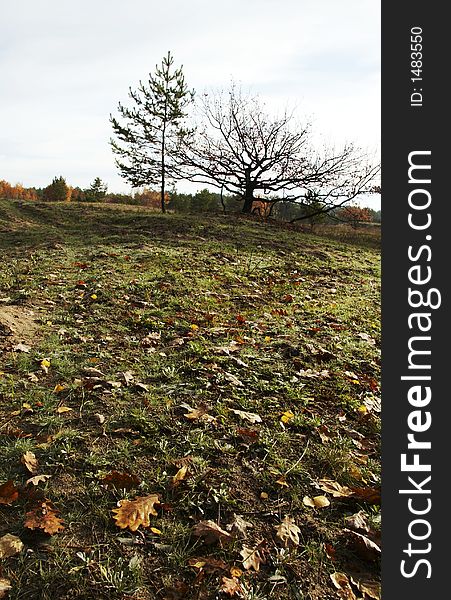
[{"left": 0, "top": 0, "right": 380, "bottom": 207}]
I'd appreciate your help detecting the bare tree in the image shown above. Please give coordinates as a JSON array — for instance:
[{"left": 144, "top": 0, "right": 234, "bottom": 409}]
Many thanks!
[{"left": 176, "top": 85, "right": 379, "bottom": 215}]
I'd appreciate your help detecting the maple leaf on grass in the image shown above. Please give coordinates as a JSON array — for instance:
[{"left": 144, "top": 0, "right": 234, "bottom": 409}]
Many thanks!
[
  {"left": 112, "top": 494, "right": 160, "bottom": 532},
  {"left": 25, "top": 500, "right": 65, "bottom": 534},
  {"left": 192, "top": 520, "right": 232, "bottom": 545},
  {"left": 0, "top": 480, "right": 19, "bottom": 505}
]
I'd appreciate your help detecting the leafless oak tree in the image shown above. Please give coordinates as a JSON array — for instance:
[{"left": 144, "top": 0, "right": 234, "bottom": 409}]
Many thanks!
[{"left": 176, "top": 85, "right": 379, "bottom": 215}]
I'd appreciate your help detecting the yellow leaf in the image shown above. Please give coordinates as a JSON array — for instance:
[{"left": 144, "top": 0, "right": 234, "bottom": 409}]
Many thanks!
[
  {"left": 264, "top": 336, "right": 271, "bottom": 342},
  {"left": 358, "top": 405, "right": 368, "bottom": 414},
  {"left": 150, "top": 527, "right": 162, "bottom": 535},
  {"left": 56, "top": 406, "right": 73, "bottom": 414},
  {"left": 91, "top": 294, "right": 97, "bottom": 300},
  {"left": 190, "top": 324, "right": 199, "bottom": 330},
  {"left": 53, "top": 384, "right": 65, "bottom": 394},
  {"left": 230, "top": 566, "right": 242, "bottom": 578},
  {"left": 280, "top": 410, "right": 294, "bottom": 424},
  {"left": 260, "top": 491, "right": 268, "bottom": 500},
  {"left": 172, "top": 465, "right": 188, "bottom": 485},
  {"left": 40, "top": 358, "right": 51, "bottom": 373},
  {"left": 276, "top": 476, "right": 289, "bottom": 488}
]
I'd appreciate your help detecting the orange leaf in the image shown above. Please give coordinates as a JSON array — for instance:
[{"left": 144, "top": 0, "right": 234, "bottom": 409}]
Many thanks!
[
  {"left": 112, "top": 494, "right": 160, "bottom": 532},
  {"left": 221, "top": 576, "right": 242, "bottom": 596},
  {"left": 0, "top": 481, "right": 19, "bottom": 505},
  {"left": 24, "top": 500, "right": 65, "bottom": 534}
]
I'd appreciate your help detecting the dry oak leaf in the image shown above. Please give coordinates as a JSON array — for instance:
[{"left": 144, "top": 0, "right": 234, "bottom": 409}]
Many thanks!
[
  {"left": 226, "top": 514, "right": 253, "bottom": 538},
  {"left": 350, "top": 486, "right": 381, "bottom": 505},
  {"left": 192, "top": 520, "right": 232, "bottom": 545},
  {"left": 275, "top": 516, "right": 301, "bottom": 548},
  {"left": 184, "top": 404, "right": 216, "bottom": 424},
  {"left": 344, "top": 511, "right": 372, "bottom": 535},
  {"left": 112, "top": 494, "right": 160, "bottom": 532},
  {"left": 25, "top": 500, "right": 65, "bottom": 534},
  {"left": 0, "top": 534, "right": 24, "bottom": 558},
  {"left": 26, "top": 474, "right": 51, "bottom": 486},
  {"left": 221, "top": 576, "right": 242, "bottom": 596},
  {"left": 330, "top": 572, "right": 357, "bottom": 600},
  {"left": 240, "top": 543, "right": 266, "bottom": 572},
  {"left": 21, "top": 451, "right": 39, "bottom": 474},
  {"left": 0, "top": 578, "right": 12, "bottom": 599},
  {"left": 230, "top": 409, "right": 262, "bottom": 424},
  {"left": 0, "top": 480, "right": 19, "bottom": 505},
  {"left": 102, "top": 471, "right": 141, "bottom": 490},
  {"left": 188, "top": 557, "right": 228, "bottom": 573},
  {"left": 317, "top": 479, "right": 354, "bottom": 498}
]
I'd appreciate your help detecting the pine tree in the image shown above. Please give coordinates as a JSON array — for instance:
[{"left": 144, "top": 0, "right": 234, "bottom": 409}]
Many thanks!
[
  {"left": 110, "top": 52, "right": 194, "bottom": 213},
  {"left": 85, "top": 177, "right": 107, "bottom": 202}
]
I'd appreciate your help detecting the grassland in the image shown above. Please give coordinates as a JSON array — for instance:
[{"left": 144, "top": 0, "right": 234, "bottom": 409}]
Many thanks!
[{"left": 0, "top": 200, "right": 380, "bottom": 600}]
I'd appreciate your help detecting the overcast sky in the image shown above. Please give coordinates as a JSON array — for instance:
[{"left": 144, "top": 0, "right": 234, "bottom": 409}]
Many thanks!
[{"left": 0, "top": 0, "right": 380, "bottom": 205}]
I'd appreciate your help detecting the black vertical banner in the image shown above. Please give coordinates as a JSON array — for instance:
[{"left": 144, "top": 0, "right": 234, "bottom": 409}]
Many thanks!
[{"left": 382, "top": 2, "right": 449, "bottom": 598}]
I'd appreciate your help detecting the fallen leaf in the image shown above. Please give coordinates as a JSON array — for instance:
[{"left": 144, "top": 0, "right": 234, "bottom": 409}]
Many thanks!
[
  {"left": 56, "top": 406, "right": 73, "bottom": 414},
  {"left": 120, "top": 370, "right": 134, "bottom": 386},
  {"left": 297, "top": 369, "right": 330, "bottom": 378},
  {"left": 95, "top": 413, "right": 106, "bottom": 424},
  {"left": 13, "top": 342, "right": 31, "bottom": 353},
  {"left": 344, "top": 511, "right": 371, "bottom": 534},
  {"left": 275, "top": 516, "right": 301, "bottom": 548},
  {"left": 303, "top": 495, "right": 330, "bottom": 508},
  {"left": 230, "top": 566, "right": 242, "bottom": 578},
  {"left": 112, "top": 494, "right": 160, "bottom": 531},
  {"left": 344, "top": 529, "right": 381, "bottom": 561},
  {"left": 221, "top": 576, "right": 242, "bottom": 596},
  {"left": 82, "top": 367, "right": 105, "bottom": 377},
  {"left": 192, "top": 520, "right": 232, "bottom": 545},
  {"left": 0, "top": 534, "right": 24, "bottom": 558},
  {"left": 26, "top": 474, "right": 51, "bottom": 486},
  {"left": 226, "top": 514, "right": 253, "bottom": 538},
  {"left": 358, "top": 332, "right": 376, "bottom": 345},
  {"left": 21, "top": 451, "right": 39, "bottom": 474},
  {"left": 349, "top": 574, "right": 381, "bottom": 600},
  {"left": 230, "top": 409, "right": 261, "bottom": 423},
  {"left": 172, "top": 465, "right": 188, "bottom": 486},
  {"left": 350, "top": 486, "right": 381, "bottom": 504},
  {"left": 53, "top": 383, "right": 66, "bottom": 394},
  {"left": 188, "top": 557, "right": 228, "bottom": 573},
  {"left": 103, "top": 471, "right": 141, "bottom": 490},
  {"left": 240, "top": 543, "right": 266, "bottom": 571},
  {"left": 280, "top": 410, "right": 294, "bottom": 424},
  {"left": 25, "top": 500, "right": 65, "bottom": 534},
  {"left": 275, "top": 476, "right": 289, "bottom": 488},
  {"left": 317, "top": 479, "right": 354, "bottom": 498},
  {"left": 184, "top": 405, "right": 216, "bottom": 424},
  {"left": 330, "top": 572, "right": 357, "bottom": 600},
  {"left": 223, "top": 372, "right": 243, "bottom": 387},
  {"left": 40, "top": 358, "right": 51, "bottom": 373}
]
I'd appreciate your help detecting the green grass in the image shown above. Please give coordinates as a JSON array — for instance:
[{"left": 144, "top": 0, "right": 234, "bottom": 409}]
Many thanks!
[{"left": 0, "top": 199, "right": 380, "bottom": 599}]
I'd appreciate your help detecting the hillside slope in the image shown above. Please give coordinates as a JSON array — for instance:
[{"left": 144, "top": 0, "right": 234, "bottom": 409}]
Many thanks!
[{"left": 0, "top": 200, "right": 380, "bottom": 600}]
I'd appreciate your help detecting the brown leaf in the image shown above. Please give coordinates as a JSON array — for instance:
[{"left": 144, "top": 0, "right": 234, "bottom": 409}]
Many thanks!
[
  {"left": 120, "top": 370, "right": 134, "bottom": 386},
  {"left": 24, "top": 500, "right": 65, "bottom": 534},
  {"left": 330, "top": 572, "right": 357, "bottom": 600},
  {"left": 184, "top": 404, "right": 216, "bottom": 424},
  {"left": 240, "top": 543, "right": 266, "bottom": 571},
  {"left": 350, "top": 486, "right": 381, "bottom": 504},
  {"left": 192, "top": 520, "right": 232, "bottom": 545},
  {"left": 226, "top": 514, "right": 253, "bottom": 538},
  {"left": 21, "top": 451, "right": 39, "bottom": 474},
  {"left": 317, "top": 479, "right": 354, "bottom": 498},
  {"left": 0, "top": 480, "right": 19, "bottom": 505},
  {"left": 221, "top": 576, "right": 242, "bottom": 596},
  {"left": 82, "top": 367, "right": 105, "bottom": 377},
  {"left": 26, "top": 474, "right": 51, "bottom": 486},
  {"left": 230, "top": 409, "right": 261, "bottom": 423},
  {"left": 172, "top": 465, "right": 188, "bottom": 486},
  {"left": 344, "top": 529, "right": 381, "bottom": 561},
  {"left": 112, "top": 494, "right": 160, "bottom": 532},
  {"left": 275, "top": 516, "right": 301, "bottom": 548},
  {"left": 0, "top": 534, "right": 24, "bottom": 558},
  {"left": 348, "top": 574, "right": 381, "bottom": 600},
  {"left": 344, "top": 511, "right": 371, "bottom": 534},
  {"left": 102, "top": 471, "right": 141, "bottom": 490}
]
